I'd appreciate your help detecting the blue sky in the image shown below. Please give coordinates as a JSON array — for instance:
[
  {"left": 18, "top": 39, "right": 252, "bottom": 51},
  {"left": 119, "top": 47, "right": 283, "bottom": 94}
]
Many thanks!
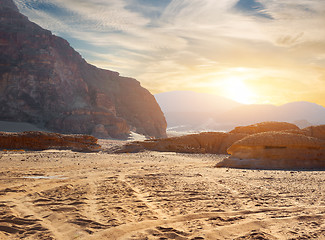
[{"left": 14, "top": 0, "right": 325, "bottom": 105}]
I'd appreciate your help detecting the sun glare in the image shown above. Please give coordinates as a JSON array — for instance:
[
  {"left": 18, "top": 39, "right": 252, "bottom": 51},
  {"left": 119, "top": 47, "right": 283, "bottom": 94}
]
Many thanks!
[{"left": 221, "top": 77, "right": 256, "bottom": 104}]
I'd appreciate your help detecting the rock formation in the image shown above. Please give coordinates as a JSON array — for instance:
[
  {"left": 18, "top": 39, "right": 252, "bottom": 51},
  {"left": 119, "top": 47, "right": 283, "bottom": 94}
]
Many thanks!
[
  {"left": 303, "top": 125, "right": 325, "bottom": 141},
  {"left": 111, "top": 122, "right": 312, "bottom": 154},
  {"left": 0, "top": 0, "right": 166, "bottom": 139},
  {"left": 0, "top": 131, "right": 100, "bottom": 152},
  {"left": 111, "top": 122, "right": 325, "bottom": 169},
  {"left": 229, "top": 121, "right": 299, "bottom": 134},
  {"left": 280, "top": 125, "right": 325, "bottom": 140},
  {"left": 111, "top": 132, "right": 248, "bottom": 154},
  {"left": 216, "top": 132, "right": 325, "bottom": 169}
]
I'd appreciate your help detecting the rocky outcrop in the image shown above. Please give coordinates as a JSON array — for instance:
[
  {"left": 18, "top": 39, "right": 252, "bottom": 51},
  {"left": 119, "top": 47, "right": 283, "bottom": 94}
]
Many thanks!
[
  {"left": 229, "top": 122, "right": 299, "bottom": 134},
  {"left": 112, "top": 122, "right": 303, "bottom": 154},
  {"left": 0, "top": 0, "right": 166, "bottom": 139},
  {"left": 111, "top": 122, "right": 325, "bottom": 169},
  {"left": 111, "top": 132, "right": 248, "bottom": 154},
  {"left": 0, "top": 131, "right": 100, "bottom": 152},
  {"left": 216, "top": 132, "right": 325, "bottom": 169},
  {"left": 303, "top": 125, "right": 325, "bottom": 141},
  {"left": 280, "top": 125, "right": 325, "bottom": 140}
]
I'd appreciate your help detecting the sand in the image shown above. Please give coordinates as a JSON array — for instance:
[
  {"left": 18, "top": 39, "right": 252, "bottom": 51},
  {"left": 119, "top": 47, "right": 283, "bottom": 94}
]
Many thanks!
[{"left": 0, "top": 140, "right": 325, "bottom": 239}]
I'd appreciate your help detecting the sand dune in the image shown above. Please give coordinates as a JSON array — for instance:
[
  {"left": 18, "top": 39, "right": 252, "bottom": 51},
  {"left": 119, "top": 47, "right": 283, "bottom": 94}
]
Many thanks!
[{"left": 0, "top": 142, "right": 325, "bottom": 239}]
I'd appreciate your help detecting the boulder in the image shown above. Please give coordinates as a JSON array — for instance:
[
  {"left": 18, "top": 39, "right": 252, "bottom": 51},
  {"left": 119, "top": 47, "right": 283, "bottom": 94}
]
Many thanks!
[
  {"left": 216, "top": 132, "right": 325, "bottom": 169},
  {"left": 0, "top": 131, "right": 101, "bottom": 152},
  {"left": 229, "top": 122, "right": 299, "bottom": 134},
  {"left": 280, "top": 125, "right": 325, "bottom": 141},
  {"left": 0, "top": 0, "right": 166, "bottom": 139},
  {"left": 303, "top": 125, "right": 325, "bottom": 141}
]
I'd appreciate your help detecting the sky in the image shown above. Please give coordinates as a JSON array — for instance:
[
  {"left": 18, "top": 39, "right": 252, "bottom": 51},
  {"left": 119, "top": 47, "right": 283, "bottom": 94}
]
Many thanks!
[{"left": 14, "top": 0, "right": 325, "bottom": 106}]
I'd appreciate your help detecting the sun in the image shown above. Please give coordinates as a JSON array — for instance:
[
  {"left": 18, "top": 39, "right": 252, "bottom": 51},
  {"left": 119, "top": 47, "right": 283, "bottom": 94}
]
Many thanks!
[{"left": 221, "top": 77, "right": 256, "bottom": 104}]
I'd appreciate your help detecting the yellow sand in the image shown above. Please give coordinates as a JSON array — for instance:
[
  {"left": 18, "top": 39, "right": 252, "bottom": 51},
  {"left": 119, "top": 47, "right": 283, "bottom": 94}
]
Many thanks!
[{"left": 0, "top": 140, "right": 324, "bottom": 239}]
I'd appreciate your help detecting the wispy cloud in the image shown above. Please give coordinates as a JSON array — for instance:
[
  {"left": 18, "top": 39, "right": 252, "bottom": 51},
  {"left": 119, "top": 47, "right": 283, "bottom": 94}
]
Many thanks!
[{"left": 13, "top": 0, "right": 325, "bottom": 105}]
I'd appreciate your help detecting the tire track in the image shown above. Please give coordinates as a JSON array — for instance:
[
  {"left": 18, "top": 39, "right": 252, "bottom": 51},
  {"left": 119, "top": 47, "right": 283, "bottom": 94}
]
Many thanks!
[{"left": 87, "top": 206, "right": 321, "bottom": 240}]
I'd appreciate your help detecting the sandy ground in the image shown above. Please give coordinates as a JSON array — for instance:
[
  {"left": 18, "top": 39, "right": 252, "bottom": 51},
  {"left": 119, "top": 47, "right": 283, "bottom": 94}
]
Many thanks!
[{"left": 0, "top": 141, "right": 325, "bottom": 239}]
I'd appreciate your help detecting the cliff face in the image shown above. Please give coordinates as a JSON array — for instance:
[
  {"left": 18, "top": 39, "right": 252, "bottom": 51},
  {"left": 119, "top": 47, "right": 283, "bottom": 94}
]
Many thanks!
[{"left": 0, "top": 0, "right": 167, "bottom": 138}]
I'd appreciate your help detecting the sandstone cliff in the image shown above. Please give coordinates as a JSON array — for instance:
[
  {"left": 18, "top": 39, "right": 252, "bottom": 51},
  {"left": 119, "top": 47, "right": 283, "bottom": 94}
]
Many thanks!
[{"left": 0, "top": 0, "right": 167, "bottom": 139}]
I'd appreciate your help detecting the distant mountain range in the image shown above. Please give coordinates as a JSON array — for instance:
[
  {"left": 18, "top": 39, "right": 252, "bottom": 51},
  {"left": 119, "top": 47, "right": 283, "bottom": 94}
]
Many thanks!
[
  {"left": 155, "top": 91, "right": 325, "bottom": 133},
  {"left": 155, "top": 91, "right": 242, "bottom": 132}
]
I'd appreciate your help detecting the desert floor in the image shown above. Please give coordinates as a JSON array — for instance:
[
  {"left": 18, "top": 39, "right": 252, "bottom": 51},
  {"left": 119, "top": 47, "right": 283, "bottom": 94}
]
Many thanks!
[{"left": 0, "top": 141, "right": 325, "bottom": 240}]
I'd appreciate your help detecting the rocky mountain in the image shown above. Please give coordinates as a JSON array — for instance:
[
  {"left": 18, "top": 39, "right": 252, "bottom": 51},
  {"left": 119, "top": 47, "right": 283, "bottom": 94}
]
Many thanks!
[
  {"left": 155, "top": 91, "right": 242, "bottom": 132},
  {"left": 155, "top": 91, "right": 325, "bottom": 133},
  {"left": 0, "top": 0, "right": 167, "bottom": 138}
]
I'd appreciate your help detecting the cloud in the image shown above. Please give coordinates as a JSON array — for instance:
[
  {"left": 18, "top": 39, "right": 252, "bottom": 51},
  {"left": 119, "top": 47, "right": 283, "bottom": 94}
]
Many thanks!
[
  {"left": 15, "top": 0, "right": 150, "bottom": 33},
  {"left": 13, "top": 0, "right": 325, "bottom": 105},
  {"left": 276, "top": 32, "right": 304, "bottom": 47}
]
